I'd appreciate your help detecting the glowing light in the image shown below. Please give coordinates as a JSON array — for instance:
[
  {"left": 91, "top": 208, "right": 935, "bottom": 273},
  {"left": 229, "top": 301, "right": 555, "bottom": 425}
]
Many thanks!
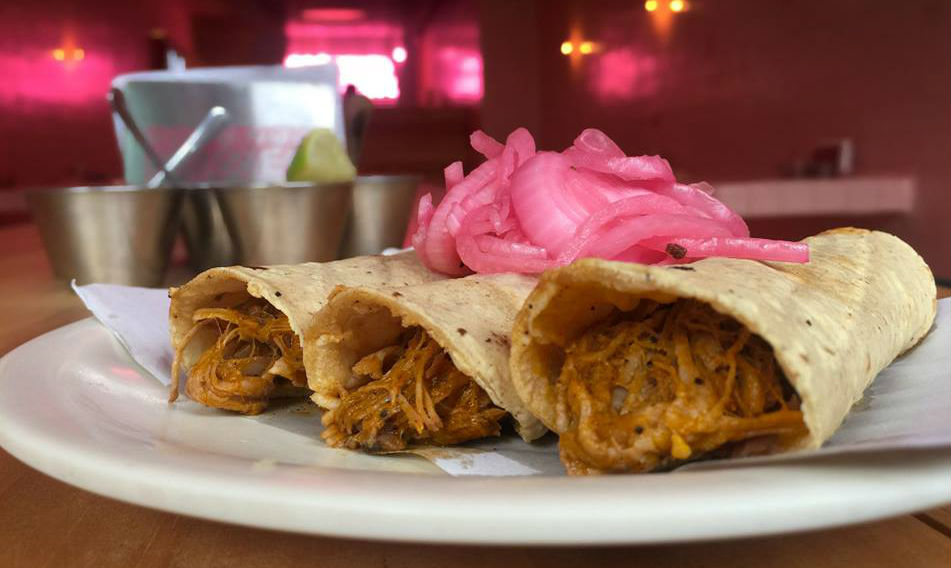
[
  {"left": 73, "top": 48, "right": 85, "bottom": 61},
  {"left": 300, "top": 8, "right": 365, "bottom": 22},
  {"left": 284, "top": 53, "right": 399, "bottom": 100},
  {"left": 336, "top": 54, "right": 399, "bottom": 99},
  {"left": 560, "top": 41, "right": 574, "bottom": 55},
  {"left": 434, "top": 46, "right": 484, "bottom": 102},
  {"left": 391, "top": 46, "right": 407, "bottom": 63},
  {"left": 2, "top": 51, "right": 115, "bottom": 103},
  {"left": 579, "top": 41, "right": 594, "bottom": 54},
  {"left": 594, "top": 48, "right": 659, "bottom": 101},
  {"left": 669, "top": 0, "right": 686, "bottom": 13},
  {"left": 283, "top": 17, "right": 404, "bottom": 103},
  {"left": 284, "top": 52, "right": 332, "bottom": 67},
  {"left": 52, "top": 48, "right": 65, "bottom": 61},
  {"left": 645, "top": 0, "right": 658, "bottom": 11}
]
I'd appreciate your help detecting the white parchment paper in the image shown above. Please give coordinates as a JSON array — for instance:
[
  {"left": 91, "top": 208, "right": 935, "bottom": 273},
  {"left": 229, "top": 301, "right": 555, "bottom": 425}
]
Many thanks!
[{"left": 73, "top": 282, "right": 951, "bottom": 476}]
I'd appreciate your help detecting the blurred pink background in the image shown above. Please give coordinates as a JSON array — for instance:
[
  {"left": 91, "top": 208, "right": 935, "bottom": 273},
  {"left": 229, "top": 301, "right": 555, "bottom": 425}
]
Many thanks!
[{"left": 1, "top": 0, "right": 948, "bottom": 278}]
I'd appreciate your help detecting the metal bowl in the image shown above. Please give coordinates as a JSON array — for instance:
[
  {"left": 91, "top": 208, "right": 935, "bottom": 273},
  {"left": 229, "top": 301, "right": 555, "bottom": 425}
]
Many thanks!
[
  {"left": 26, "top": 185, "right": 184, "bottom": 286},
  {"left": 211, "top": 181, "right": 353, "bottom": 266},
  {"left": 180, "top": 187, "right": 238, "bottom": 271},
  {"left": 339, "top": 175, "right": 420, "bottom": 258}
]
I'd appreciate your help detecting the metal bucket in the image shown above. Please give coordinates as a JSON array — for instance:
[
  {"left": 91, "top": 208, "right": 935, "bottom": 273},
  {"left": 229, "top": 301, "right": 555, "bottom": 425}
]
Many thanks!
[
  {"left": 212, "top": 182, "right": 353, "bottom": 266},
  {"left": 26, "top": 185, "right": 184, "bottom": 286},
  {"left": 111, "top": 65, "right": 344, "bottom": 185}
]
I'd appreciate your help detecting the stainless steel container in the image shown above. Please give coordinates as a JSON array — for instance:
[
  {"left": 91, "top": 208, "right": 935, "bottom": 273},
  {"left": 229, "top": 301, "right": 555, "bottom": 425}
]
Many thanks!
[
  {"left": 180, "top": 188, "right": 237, "bottom": 271},
  {"left": 26, "top": 185, "right": 184, "bottom": 286},
  {"left": 213, "top": 182, "right": 353, "bottom": 266},
  {"left": 339, "top": 175, "right": 420, "bottom": 258},
  {"left": 111, "top": 66, "right": 344, "bottom": 185}
]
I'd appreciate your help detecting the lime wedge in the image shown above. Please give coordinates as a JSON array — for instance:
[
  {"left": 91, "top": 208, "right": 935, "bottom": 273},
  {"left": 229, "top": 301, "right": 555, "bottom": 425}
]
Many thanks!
[{"left": 286, "top": 128, "right": 357, "bottom": 183}]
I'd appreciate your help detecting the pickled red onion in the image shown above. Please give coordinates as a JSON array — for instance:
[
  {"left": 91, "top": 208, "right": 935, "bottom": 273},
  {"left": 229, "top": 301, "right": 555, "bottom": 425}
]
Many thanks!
[
  {"left": 444, "top": 161, "right": 463, "bottom": 190},
  {"left": 640, "top": 236, "right": 810, "bottom": 263},
  {"left": 413, "top": 127, "right": 809, "bottom": 274},
  {"left": 470, "top": 130, "right": 504, "bottom": 159}
]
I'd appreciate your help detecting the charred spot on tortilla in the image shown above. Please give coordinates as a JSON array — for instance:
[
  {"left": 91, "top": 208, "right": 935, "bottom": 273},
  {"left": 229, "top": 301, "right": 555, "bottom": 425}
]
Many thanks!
[
  {"left": 392, "top": 291, "right": 403, "bottom": 298},
  {"left": 274, "top": 291, "right": 282, "bottom": 297},
  {"left": 321, "top": 327, "right": 508, "bottom": 451},
  {"left": 555, "top": 298, "right": 807, "bottom": 475},
  {"left": 669, "top": 266, "right": 696, "bottom": 272},
  {"left": 244, "top": 266, "right": 267, "bottom": 271},
  {"left": 805, "top": 319, "right": 813, "bottom": 326},
  {"left": 665, "top": 243, "right": 688, "bottom": 259},
  {"left": 457, "top": 328, "right": 467, "bottom": 336}
]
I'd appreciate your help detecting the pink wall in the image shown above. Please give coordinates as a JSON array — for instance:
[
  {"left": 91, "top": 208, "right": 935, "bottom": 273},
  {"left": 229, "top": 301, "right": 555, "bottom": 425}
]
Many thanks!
[
  {"left": 0, "top": 0, "right": 193, "bottom": 190},
  {"left": 481, "top": 0, "right": 951, "bottom": 278},
  {"left": 0, "top": 0, "right": 284, "bottom": 193}
]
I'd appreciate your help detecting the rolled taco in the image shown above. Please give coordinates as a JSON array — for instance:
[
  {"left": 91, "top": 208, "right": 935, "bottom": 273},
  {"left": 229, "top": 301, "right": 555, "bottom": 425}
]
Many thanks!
[
  {"left": 169, "top": 252, "right": 442, "bottom": 414},
  {"left": 511, "top": 228, "right": 936, "bottom": 474},
  {"left": 307, "top": 273, "right": 548, "bottom": 451}
]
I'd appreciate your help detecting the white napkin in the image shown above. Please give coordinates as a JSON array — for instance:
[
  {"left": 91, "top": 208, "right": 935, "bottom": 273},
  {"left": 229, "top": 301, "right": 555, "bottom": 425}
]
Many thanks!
[
  {"left": 73, "top": 282, "right": 951, "bottom": 476},
  {"left": 72, "top": 282, "right": 174, "bottom": 385}
]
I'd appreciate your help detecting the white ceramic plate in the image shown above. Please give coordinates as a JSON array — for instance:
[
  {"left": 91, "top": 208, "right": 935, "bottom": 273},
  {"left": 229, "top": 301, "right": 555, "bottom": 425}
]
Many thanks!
[{"left": 0, "top": 318, "right": 948, "bottom": 545}]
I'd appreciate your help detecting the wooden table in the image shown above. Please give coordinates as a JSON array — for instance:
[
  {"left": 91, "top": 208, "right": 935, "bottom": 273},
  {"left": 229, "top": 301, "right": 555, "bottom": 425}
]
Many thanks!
[{"left": 1, "top": 222, "right": 948, "bottom": 568}]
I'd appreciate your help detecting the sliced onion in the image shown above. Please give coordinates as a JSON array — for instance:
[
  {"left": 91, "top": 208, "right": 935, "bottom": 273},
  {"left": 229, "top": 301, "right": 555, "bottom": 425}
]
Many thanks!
[
  {"left": 423, "top": 159, "right": 499, "bottom": 275},
  {"left": 499, "top": 127, "right": 537, "bottom": 183},
  {"left": 448, "top": 180, "right": 499, "bottom": 237},
  {"left": 569, "top": 128, "right": 625, "bottom": 159},
  {"left": 416, "top": 192, "right": 435, "bottom": 226},
  {"left": 510, "top": 152, "right": 595, "bottom": 255},
  {"left": 410, "top": 193, "right": 434, "bottom": 265},
  {"left": 413, "top": 126, "right": 808, "bottom": 275},
  {"left": 455, "top": 205, "right": 557, "bottom": 273},
  {"left": 641, "top": 236, "right": 810, "bottom": 263},
  {"left": 470, "top": 130, "right": 504, "bottom": 159},
  {"left": 658, "top": 183, "right": 750, "bottom": 237},
  {"left": 575, "top": 214, "right": 734, "bottom": 262},
  {"left": 612, "top": 244, "right": 667, "bottom": 264},
  {"left": 475, "top": 235, "right": 548, "bottom": 259},
  {"left": 555, "top": 195, "right": 692, "bottom": 262},
  {"left": 564, "top": 129, "right": 675, "bottom": 183},
  {"left": 566, "top": 168, "right": 653, "bottom": 206},
  {"left": 444, "top": 161, "right": 463, "bottom": 190}
]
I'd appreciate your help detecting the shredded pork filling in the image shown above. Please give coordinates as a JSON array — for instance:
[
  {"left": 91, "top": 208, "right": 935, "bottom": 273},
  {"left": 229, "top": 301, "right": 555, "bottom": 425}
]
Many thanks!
[
  {"left": 322, "top": 328, "right": 508, "bottom": 451},
  {"left": 171, "top": 299, "right": 305, "bottom": 415},
  {"left": 555, "top": 299, "right": 806, "bottom": 474}
]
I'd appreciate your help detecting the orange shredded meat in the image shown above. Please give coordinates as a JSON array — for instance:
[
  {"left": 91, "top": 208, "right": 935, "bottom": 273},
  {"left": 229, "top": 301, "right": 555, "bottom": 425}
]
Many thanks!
[
  {"left": 171, "top": 299, "right": 305, "bottom": 415},
  {"left": 322, "top": 328, "right": 508, "bottom": 451},
  {"left": 556, "top": 299, "right": 807, "bottom": 474}
]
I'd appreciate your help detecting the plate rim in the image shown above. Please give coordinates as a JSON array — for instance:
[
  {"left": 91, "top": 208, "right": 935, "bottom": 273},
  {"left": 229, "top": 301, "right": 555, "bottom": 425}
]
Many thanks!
[{"left": 0, "top": 318, "right": 948, "bottom": 545}]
